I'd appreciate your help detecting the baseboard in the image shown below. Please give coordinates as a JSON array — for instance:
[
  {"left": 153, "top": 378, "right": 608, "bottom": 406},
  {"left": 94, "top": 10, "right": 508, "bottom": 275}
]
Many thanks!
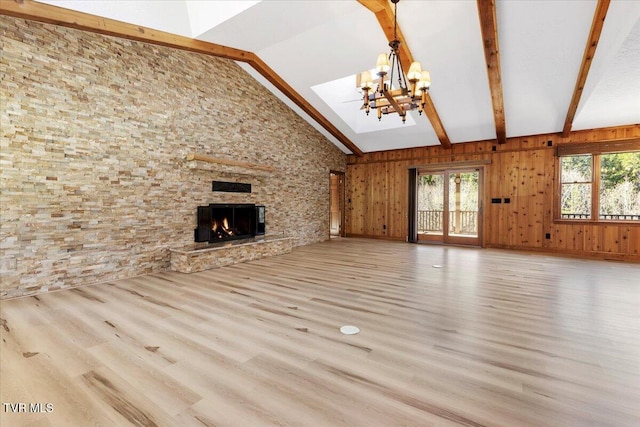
[
  {"left": 485, "top": 244, "right": 640, "bottom": 263},
  {"left": 345, "top": 233, "right": 406, "bottom": 241}
]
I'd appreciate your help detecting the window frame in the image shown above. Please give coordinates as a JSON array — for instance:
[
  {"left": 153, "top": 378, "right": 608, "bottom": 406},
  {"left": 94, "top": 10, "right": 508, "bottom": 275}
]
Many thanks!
[{"left": 554, "top": 139, "right": 640, "bottom": 225}]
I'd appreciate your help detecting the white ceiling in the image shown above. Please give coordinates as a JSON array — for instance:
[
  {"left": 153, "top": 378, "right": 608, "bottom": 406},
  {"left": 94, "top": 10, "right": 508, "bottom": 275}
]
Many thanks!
[{"left": 37, "top": 0, "right": 640, "bottom": 154}]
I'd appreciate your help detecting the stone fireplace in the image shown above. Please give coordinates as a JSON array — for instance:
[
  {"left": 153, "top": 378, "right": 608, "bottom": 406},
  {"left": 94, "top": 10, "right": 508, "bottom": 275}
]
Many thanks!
[
  {"left": 172, "top": 202, "right": 289, "bottom": 274},
  {"left": 194, "top": 203, "right": 265, "bottom": 243}
]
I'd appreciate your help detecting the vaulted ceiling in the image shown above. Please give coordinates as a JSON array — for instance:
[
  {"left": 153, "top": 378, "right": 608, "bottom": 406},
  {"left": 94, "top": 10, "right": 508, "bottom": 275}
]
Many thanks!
[{"left": 9, "top": 1, "right": 640, "bottom": 155}]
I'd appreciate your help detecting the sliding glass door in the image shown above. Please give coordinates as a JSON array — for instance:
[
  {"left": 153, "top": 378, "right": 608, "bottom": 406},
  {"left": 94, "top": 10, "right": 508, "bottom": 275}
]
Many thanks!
[{"left": 417, "top": 168, "right": 482, "bottom": 246}]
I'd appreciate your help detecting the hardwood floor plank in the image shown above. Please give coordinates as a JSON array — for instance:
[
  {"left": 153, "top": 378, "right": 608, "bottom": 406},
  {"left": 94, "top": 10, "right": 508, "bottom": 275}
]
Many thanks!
[
  {"left": 86, "top": 342, "right": 202, "bottom": 416},
  {"left": 1, "top": 238, "right": 639, "bottom": 426}
]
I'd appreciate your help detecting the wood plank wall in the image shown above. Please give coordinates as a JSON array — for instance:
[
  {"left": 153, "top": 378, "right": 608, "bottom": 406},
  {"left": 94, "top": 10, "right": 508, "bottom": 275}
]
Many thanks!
[{"left": 346, "top": 124, "right": 640, "bottom": 261}]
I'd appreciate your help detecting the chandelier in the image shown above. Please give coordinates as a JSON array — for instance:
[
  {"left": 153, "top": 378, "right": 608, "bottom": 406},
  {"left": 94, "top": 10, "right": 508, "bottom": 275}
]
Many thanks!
[{"left": 359, "top": 0, "right": 431, "bottom": 123}]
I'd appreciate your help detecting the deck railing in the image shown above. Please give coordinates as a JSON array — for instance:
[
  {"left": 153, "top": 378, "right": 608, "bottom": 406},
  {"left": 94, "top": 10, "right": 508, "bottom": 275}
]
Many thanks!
[
  {"left": 418, "top": 211, "right": 638, "bottom": 235},
  {"left": 561, "top": 213, "right": 640, "bottom": 220},
  {"left": 417, "top": 210, "right": 478, "bottom": 234},
  {"left": 417, "top": 210, "right": 444, "bottom": 232}
]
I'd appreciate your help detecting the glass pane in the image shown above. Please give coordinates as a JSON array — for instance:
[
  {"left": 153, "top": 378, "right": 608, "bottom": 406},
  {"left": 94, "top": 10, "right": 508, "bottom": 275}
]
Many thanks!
[
  {"left": 561, "top": 183, "right": 591, "bottom": 219},
  {"left": 448, "top": 172, "right": 479, "bottom": 236},
  {"left": 417, "top": 174, "right": 444, "bottom": 235},
  {"left": 599, "top": 152, "right": 640, "bottom": 221},
  {"left": 561, "top": 155, "right": 592, "bottom": 183}
]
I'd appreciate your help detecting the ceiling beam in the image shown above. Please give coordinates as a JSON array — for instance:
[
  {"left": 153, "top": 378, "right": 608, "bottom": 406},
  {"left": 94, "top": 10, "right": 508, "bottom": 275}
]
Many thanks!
[
  {"left": 477, "top": 0, "right": 506, "bottom": 145},
  {"left": 0, "top": 0, "right": 251, "bottom": 61},
  {"left": 0, "top": 0, "right": 364, "bottom": 156},
  {"left": 358, "top": 0, "right": 452, "bottom": 149},
  {"left": 562, "top": 0, "right": 611, "bottom": 137}
]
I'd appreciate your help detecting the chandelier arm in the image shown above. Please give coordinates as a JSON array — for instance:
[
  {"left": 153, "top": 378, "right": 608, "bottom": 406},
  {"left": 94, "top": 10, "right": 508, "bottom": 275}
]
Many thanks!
[
  {"left": 396, "top": 49, "right": 407, "bottom": 92},
  {"left": 388, "top": 51, "right": 395, "bottom": 92},
  {"left": 391, "top": 0, "right": 400, "bottom": 92},
  {"left": 382, "top": 90, "right": 404, "bottom": 118}
]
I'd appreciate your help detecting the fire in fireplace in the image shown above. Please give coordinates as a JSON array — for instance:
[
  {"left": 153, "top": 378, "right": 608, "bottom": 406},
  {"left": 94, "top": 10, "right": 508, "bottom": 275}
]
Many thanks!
[{"left": 194, "top": 203, "right": 265, "bottom": 243}]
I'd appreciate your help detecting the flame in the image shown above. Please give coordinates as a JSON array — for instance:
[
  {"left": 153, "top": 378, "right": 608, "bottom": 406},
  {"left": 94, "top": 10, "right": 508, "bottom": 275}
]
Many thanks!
[
  {"left": 222, "top": 217, "right": 234, "bottom": 235},
  {"left": 211, "top": 217, "right": 233, "bottom": 236}
]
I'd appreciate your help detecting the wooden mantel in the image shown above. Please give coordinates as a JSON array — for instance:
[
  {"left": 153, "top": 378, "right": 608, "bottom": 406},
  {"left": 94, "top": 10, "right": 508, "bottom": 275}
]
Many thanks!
[{"left": 185, "top": 153, "right": 275, "bottom": 173}]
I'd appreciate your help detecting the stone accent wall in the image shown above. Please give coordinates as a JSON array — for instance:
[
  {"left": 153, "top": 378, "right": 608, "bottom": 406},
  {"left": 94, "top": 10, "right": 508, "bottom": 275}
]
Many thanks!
[{"left": 0, "top": 17, "right": 346, "bottom": 299}]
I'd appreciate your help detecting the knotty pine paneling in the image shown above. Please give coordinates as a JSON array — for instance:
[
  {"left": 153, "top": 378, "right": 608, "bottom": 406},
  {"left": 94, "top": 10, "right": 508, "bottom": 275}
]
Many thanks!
[
  {"left": 492, "top": 149, "right": 550, "bottom": 248},
  {"left": 629, "top": 227, "right": 640, "bottom": 256},
  {"left": 370, "top": 162, "right": 387, "bottom": 237},
  {"left": 346, "top": 163, "right": 367, "bottom": 236},
  {"left": 347, "top": 124, "right": 640, "bottom": 260},
  {"left": 387, "top": 162, "right": 407, "bottom": 238},
  {"left": 346, "top": 160, "right": 412, "bottom": 240}
]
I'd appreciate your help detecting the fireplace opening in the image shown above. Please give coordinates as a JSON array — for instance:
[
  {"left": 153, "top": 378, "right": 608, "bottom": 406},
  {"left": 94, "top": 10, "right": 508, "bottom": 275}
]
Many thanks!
[{"left": 194, "top": 203, "right": 265, "bottom": 243}]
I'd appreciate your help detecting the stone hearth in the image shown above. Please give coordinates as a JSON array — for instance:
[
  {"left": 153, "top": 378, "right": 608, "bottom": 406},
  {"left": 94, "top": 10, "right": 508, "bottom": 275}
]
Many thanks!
[{"left": 170, "top": 236, "right": 292, "bottom": 273}]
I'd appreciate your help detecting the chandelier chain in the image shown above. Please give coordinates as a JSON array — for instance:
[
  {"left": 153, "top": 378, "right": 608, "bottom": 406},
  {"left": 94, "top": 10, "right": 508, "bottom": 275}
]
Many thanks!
[{"left": 393, "top": 0, "right": 398, "bottom": 41}]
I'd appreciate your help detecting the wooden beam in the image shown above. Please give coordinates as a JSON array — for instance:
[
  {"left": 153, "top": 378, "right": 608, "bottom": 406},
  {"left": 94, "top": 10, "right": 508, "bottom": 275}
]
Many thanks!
[
  {"left": 0, "top": 0, "right": 252, "bottom": 61},
  {"left": 0, "top": 0, "right": 364, "bottom": 156},
  {"left": 562, "top": 0, "right": 611, "bottom": 137},
  {"left": 477, "top": 0, "right": 506, "bottom": 145},
  {"left": 356, "top": 0, "right": 387, "bottom": 14},
  {"left": 358, "top": 0, "right": 452, "bottom": 149},
  {"left": 361, "top": 0, "right": 414, "bottom": 73}
]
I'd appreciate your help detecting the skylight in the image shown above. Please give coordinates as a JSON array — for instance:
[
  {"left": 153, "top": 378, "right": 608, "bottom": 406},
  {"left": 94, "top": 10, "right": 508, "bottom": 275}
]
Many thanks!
[{"left": 311, "top": 73, "right": 416, "bottom": 134}]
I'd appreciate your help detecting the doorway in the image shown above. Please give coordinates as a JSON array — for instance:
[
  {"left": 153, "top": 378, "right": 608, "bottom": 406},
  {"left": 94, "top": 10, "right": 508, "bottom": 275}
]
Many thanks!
[
  {"left": 417, "top": 168, "right": 482, "bottom": 246},
  {"left": 330, "top": 171, "right": 345, "bottom": 237}
]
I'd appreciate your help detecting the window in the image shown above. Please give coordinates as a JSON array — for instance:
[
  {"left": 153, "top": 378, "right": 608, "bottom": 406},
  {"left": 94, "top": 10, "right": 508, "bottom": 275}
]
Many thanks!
[
  {"left": 599, "top": 152, "right": 640, "bottom": 220},
  {"left": 557, "top": 147, "right": 640, "bottom": 222},
  {"left": 560, "top": 154, "right": 592, "bottom": 219}
]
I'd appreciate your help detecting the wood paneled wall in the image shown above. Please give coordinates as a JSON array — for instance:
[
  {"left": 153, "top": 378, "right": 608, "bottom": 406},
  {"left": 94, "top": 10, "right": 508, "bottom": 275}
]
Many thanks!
[{"left": 346, "top": 124, "right": 640, "bottom": 260}]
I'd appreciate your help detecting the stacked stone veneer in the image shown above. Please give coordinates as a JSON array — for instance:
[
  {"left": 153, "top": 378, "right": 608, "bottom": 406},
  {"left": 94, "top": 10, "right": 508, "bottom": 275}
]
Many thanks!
[
  {"left": 0, "top": 17, "right": 346, "bottom": 299},
  {"left": 170, "top": 237, "right": 293, "bottom": 274}
]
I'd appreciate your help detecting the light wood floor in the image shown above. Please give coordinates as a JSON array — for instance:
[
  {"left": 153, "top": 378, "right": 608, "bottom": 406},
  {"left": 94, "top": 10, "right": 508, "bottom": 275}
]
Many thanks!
[{"left": 1, "top": 239, "right": 639, "bottom": 427}]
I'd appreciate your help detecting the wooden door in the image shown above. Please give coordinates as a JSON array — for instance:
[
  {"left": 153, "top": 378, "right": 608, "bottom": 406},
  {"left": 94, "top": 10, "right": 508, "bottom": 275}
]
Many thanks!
[
  {"left": 417, "top": 168, "right": 483, "bottom": 246},
  {"left": 330, "top": 172, "right": 344, "bottom": 237}
]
